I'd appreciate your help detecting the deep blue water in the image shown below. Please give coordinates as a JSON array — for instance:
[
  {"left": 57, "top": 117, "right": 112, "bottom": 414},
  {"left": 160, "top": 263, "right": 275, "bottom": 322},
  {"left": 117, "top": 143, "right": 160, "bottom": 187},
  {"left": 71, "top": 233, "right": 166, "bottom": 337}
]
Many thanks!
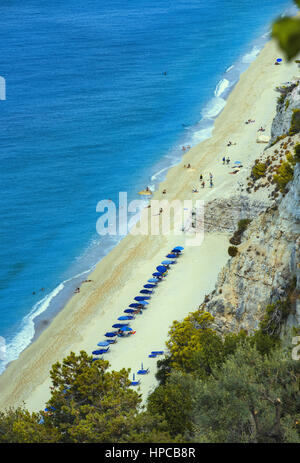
[{"left": 0, "top": 0, "right": 294, "bottom": 371}]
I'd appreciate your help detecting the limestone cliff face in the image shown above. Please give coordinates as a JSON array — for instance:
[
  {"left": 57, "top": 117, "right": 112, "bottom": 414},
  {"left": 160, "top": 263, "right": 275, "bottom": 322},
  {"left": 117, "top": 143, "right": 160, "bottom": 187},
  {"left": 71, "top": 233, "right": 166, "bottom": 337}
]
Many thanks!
[
  {"left": 200, "top": 83, "right": 300, "bottom": 335},
  {"left": 203, "top": 164, "right": 300, "bottom": 334},
  {"left": 270, "top": 81, "right": 300, "bottom": 144}
]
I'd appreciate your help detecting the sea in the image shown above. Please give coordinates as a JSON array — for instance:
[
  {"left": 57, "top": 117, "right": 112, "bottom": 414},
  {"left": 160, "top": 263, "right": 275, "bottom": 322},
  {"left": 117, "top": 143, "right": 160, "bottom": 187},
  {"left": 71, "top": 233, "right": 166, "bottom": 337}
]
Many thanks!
[{"left": 0, "top": 0, "right": 295, "bottom": 373}]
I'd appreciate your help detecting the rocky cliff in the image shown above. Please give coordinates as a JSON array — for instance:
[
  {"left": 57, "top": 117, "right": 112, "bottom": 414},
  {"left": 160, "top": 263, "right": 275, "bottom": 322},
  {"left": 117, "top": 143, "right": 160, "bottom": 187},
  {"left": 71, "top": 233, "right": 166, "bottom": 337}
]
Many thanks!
[{"left": 198, "top": 81, "right": 300, "bottom": 335}]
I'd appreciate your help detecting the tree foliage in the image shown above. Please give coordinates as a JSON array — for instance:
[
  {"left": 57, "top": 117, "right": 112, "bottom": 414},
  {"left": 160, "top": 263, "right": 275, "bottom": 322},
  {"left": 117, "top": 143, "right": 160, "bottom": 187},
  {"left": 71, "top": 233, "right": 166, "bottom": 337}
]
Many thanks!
[
  {"left": 272, "top": 2, "right": 300, "bottom": 61},
  {"left": 193, "top": 344, "right": 300, "bottom": 443},
  {"left": 147, "top": 371, "right": 196, "bottom": 437},
  {"left": 0, "top": 407, "right": 59, "bottom": 443},
  {"left": 165, "top": 310, "right": 215, "bottom": 373}
]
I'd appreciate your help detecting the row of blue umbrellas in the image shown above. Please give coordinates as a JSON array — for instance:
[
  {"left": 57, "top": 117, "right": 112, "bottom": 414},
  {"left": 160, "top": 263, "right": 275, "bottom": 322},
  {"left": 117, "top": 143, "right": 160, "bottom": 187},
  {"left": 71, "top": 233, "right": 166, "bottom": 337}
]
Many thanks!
[{"left": 91, "top": 246, "right": 184, "bottom": 368}]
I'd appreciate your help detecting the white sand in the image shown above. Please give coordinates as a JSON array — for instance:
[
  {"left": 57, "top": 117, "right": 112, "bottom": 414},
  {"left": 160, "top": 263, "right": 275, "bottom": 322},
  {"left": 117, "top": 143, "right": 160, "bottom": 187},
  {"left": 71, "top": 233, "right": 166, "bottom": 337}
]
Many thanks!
[{"left": 0, "top": 38, "right": 298, "bottom": 412}]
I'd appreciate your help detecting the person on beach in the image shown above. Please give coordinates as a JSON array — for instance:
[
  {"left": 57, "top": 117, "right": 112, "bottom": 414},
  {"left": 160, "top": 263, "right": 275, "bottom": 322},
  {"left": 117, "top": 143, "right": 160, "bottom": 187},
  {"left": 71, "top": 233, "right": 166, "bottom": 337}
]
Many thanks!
[
  {"left": 222, "top": 157, "right": 225, "bottom": 165},
  {"left": 74, "top": 287, "right": 80, "bottom": 294},
  {"left": 209, "top": 172, "right": 213, "bottom": 179},
  {"left": 201, "top": 181, "right": 205, "bottom": 188},
  {"left": 226, "top": 157, "right": 230, "bottom": 165},
  {"left": 199, "top": 174, "right": 203, "bottom": 181},
  {"left": 209, "top": 179, "right": 213, "bottom": 188},
  {"left": 162, "top": 189, "right": 167, "bottom": 194},
  {"left": 187, "top": 163, "right": 191, "bottom": 168},
  {"left": 192, "top": 187, "right": 198, "bottom": 193},
  {"left": 159, "top": 207, "right": 163, "bottom": 214}
]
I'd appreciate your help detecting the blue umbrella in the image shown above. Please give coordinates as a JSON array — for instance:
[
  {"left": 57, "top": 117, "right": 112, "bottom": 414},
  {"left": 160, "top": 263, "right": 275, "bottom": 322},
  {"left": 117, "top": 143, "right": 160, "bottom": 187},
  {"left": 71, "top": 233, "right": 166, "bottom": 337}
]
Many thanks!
[
  {"left": 130, "top": 301, "right": 148, "bottom": 307},
  {"left": 45, "top": 407, "right": 56, "bottom": 412},
  {"left": 234, "top": 161, "right": 241, "bottom": 164},
  {"left": 173, "top": 246, "right": 184, "bottom": 250},
  {"left": 120, "top": 326, "right": 133, "bottom": 332},
  {"left": 118, "top": 315, "right": 134, "bottom": 320},
  {"left": 156, "top": 265, "right": 167, "bottom": 273},
  {"left": 144, "top": 284, "right": 156, "bottom": 288},
  {"left": 152, "top": 272, "right": 162, "bottom": 277},
  {"left": 112, "top": 323, "right": 129, "bottom": 328},
  {"left": 124, "top": 308, "right": 135, "bottom": 313},
  {"left": 161, "top": 260, "right": 175, "bottom": 265},
  {"left": 105, "top": 332, "right": 118, "bottom": 337},
  {"left": 166, "top": 254, "right": 177, "bottom": 258},
  {"left": 140, "top": 289, "right": 152, "bottom": 294},
  {"left": 97, "top": 341, "right": 110, "bottom": 347},
  {"left": 148, "top": 278, "right": 159, "bottom": 283},
  {"left": 134, "top": 296, "right": 150, "bottom": 301},
  {"left": 92, "top": 348, "right": 109, "bottom": 355},
  {"left": 277, "top": 58, "right": 282, "bottom": 62}
]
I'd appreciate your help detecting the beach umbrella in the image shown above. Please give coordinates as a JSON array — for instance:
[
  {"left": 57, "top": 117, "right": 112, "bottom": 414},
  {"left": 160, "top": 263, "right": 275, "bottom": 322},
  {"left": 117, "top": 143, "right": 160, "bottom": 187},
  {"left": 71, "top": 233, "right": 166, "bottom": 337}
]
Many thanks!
[
  {"left": 144, "top": 283, "right": 156, "bottom": 288},
  {"left": 134, "top": 296, "right": 150, "bottom": 301},
  {"left": 173, "top": 246, "right": 184, "bottom": 251},
  {"left": 120, "top": 326, "right": 133, "bottom": 332},
  {"left": 148, "top": 278, "right": 159, "bottom": 283},
  {"left": 234, "top": 161, "right": 241, "bottom": 164},
  {"left": 97, "top": 341, "right": 110, "bottom": 347},
  {"left": 276, "top": 58, "right": 282, "bottom": 62},
  {"left": 112, "top": 323, "right": 129, "bottom": 328},
  {"left": 161, "top": 260, "right": 175, "bottom": 265},
  {"left": 129, "top": 301, "right": 148, "bottom": 307},
  {"left": 105, "top": 332, "right": 118, "bottom": 337},
  {"left": 45, "top": 407, "right": 56, "bottom": 412},
  {"left": 92, "top": 348, "right": 109, "bottom": 355},
  {"left": 140, "top": 289, "right": 152, "bottom": 294},
  {"left": 124, "top": 309, "right": 135, "bottom": 313},
  {"left": 118, "top": 315, "right": 134, "bottom": 320},
  {"left": 153, "top": 272, "right": 163, "bottom": 277},
  {"left": 166, "top": 254, "right": 177, "bottom": 258},
  {"left": 156, "top": 265, "right": 167, "bottom": 273}
]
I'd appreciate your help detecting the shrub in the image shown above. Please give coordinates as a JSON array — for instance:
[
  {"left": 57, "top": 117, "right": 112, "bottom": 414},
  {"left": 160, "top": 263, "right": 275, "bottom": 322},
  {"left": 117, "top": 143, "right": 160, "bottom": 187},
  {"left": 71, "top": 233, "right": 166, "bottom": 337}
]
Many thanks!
[
  {"left": 259, "top": 279, "right": 296, "bottom": 337},
  {"left": 294, "top": 144, "right": 300, "bottom": 162},
  {"left": 277, "top": 94, "right": 286, "bottom": 105},
  {"left": 228, "top": 246, "right": 238, "bottom": 257},
  {"left": 285, "top": 98, "right": 290, "bottom": 110},
  {"left": 252, "top": 162, "right": 267, "bottom": 179},
  {"left": 289, "top": 109, "right": 300, "bottom": 135},
  {"left": 273, "top": 161, "right": 294, "bottom": 191},
  {"left": 237, "top": 218, "right": 252, "bottom": 232}
]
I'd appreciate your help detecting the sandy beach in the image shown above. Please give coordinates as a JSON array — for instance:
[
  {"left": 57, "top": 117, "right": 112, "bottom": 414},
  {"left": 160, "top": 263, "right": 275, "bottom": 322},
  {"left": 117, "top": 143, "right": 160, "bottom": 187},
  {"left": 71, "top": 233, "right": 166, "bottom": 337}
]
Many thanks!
[{"left": 0, "top": 38, "right": 298, "bottom": 412}]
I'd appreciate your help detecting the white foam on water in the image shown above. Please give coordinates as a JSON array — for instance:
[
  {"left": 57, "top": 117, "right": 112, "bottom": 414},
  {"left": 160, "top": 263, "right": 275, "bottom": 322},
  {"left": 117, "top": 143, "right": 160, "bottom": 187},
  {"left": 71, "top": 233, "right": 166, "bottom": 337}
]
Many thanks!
[
  {"left": 201, "top": 96, "right": 226, "bottom": 119},
  {"left": 151, "top": 165, "right": 173, "bottom": 181},
  {"left": 226, "top": 65, "right": 234, "bottom": 73},
  {"left": 214, "top": 78, "right": 230, "bottom": 98},
  {"left": 191, "top": 126, "right": 213, "bottom": 144},
  {"left": 242, "top": 45, "right": 260, "bottom": 63},
  {"left": 0, "top": 267, "right": 93, "bottom": 374}
]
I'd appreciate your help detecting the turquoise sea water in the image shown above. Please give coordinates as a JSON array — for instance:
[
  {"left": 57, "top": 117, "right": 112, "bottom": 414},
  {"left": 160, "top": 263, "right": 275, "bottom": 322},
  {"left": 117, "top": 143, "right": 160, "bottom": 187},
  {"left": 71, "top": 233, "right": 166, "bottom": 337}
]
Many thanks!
[{"left": 0, "top": 0, "right": 294, "bottom": 372}]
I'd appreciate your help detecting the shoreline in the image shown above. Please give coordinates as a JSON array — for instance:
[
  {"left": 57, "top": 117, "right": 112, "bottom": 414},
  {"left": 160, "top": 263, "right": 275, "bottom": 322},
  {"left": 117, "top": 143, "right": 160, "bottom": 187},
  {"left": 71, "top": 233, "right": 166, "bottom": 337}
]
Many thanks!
[
  {"left": 0, "top": 29, "right": 273, "bottom": 372},
  {"left": 0, "top": 37, "right": 298, "bottom": 412}
]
